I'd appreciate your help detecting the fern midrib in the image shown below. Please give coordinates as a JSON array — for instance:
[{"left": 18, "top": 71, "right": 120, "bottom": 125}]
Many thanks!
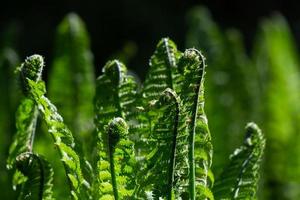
[
  {"left": 166, "top": 90, "right": 180, "bottom": 200},
  {"left": 37, "top": 155, "right": 45, "bottom": 200},
  {"left": 114, "top": 60, "right": 123, "bottom": 117},
  {"left": 108, "top": 136, "right": 119, "bottom": 200},
  {"left": 164, "top": 38, "right": 175, "bottom": 90},
  {"left": 231, "top": 148, "right": 255, "bottom": 199},
  {"left": 27, "top": 107, "right": 38, "bottom": 153},
  {"left": 188, "top": 80, "right": 201, "bottom": 200}
]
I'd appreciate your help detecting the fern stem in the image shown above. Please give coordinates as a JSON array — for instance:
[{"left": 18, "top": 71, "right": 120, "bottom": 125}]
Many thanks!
[
  {"left": 188, "top": 51, "right": 203, "bottom": 200},
  {"left": 166, "top": 90, "right": 180, "bottom": 200},
  {"left": 27, "top": 107, "right": 38, "bottom": 152},
  {"left": 108, "top": 141, "right": 119, "bottom": 200},
  {"left": 163, "top": 38, "right": 174, "bottom": 90}
]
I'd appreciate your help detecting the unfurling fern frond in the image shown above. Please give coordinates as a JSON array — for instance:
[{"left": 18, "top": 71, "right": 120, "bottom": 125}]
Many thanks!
[
  {"left": 7, "top": 55, "right": 42, "bottom": 190},
  {"left": 94, "top": 60, "right": 137, "bottom": 199},
  {"left": 7, "top": 99, "right": 38, "bottom": 169},
  {"left": 134, "top": 38, "right": 181, "bottom": 153},
  {"left": 20, "top": 55, "right": 90, "bottom": 199},
  {"left": 96, "top": 117, "right": 135, "bottom": 200},
  {"left": 142, "top": 38, "right": 180, "bottom": 102},
  {"left": 135, "top": 88, "right": 180, "bottom": 199},
  {"left": 175, "top": 49, "right": 213, "bottom": 200},
  {"left": 213, "top": 123, "right": 265, "bottom": 199},
  {"left": 15, "top": 153, "right": 54, "bottom": 200}
]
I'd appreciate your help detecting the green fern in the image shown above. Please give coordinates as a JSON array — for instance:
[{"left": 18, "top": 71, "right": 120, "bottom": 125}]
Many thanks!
[
  {"left": 15, "top": 152, "right": 54, "bottom": 200},
  {"left": 135, "top": 88, "right": 180, "bottom": 199},
  {"left": 175, "top": 49, "right": 213, "bottom": 200},
  {"left": 6, "top": 55, "right": 41, "bottom": 192},
  {"left": 21, "top": 55, "right": 90, "bottom": 199},
  {"left": 7, "top": 36, "right": 266, "bottom": 200},
  {"left": 213, "top": 123, "right": 265, "bottom": 199},
  {"left": 186, "top": 7, "right": 254, "bottom": 179},
  {"left": 49, "top": 13, "right": 95, "bottom": 140},
  {"left": 94, "top": 60, "right": 137, "bottom": 199}
]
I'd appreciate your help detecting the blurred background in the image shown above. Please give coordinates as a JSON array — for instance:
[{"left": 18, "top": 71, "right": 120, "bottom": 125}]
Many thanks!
[
  {"left": 2, "top": 0, "right": 300, "bottom": 199},
  {"left": 1, "top": 0, "right": 300, "bottom": 77}
]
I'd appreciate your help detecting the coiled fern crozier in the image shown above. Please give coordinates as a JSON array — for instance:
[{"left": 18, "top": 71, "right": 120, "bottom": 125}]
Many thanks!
[{"left": 7, "top": 38, "right": 265, "bottom": 199}]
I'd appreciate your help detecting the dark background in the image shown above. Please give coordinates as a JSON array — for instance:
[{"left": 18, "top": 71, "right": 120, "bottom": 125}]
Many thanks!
[{"left": 1, "top": 0, "right": 300, "bottom": 78}]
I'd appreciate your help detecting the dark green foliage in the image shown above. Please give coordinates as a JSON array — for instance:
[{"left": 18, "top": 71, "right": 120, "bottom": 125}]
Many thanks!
[
  {"left": 16, "top": 153, "right": 54, "bottom": 200},
  {"left": 213, "top": 123, "right": 265, "bottom": 199},
  {"left": 5, "top": 32, "right": 265, "bottom": 199},
  {"left": 186, "top": 7, "right": 254, "bottom": 179},
  {"left": 0, "top": 47, "right": 20, "bottom": 199},
  {"left": 135, "top": 88, "right": 180, "bottom": 199},
  {"left": 253, "top": 14, "right": 300, "bottom": 199},
  {"left": 94, "top": 60, "right": 138, "bottom": 199}
]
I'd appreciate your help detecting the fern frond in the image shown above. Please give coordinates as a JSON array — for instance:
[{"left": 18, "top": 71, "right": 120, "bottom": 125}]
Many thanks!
[
  {"left": 49, "top": 13, "right": 95, "bottom": 139},
  {"left": 213, "top": 123, "right": 265, "bottom": 199},
  {"left": 7, "top": 55, "right": 41, "bottom": 189},
  {"left": 16, "top": 152, "right": 54, "bottom": 200},
  {"left": 94, "top": 60, "right": 137, "bottom": 199},
  {"left": 135, "top": 38, "right": 182, "bottom": 159},
  {"left": 142, "top": 38, "right": 180, "bottom": 101},
  {"left": 135, "top": 88, "right": 180, "bottom": 199},
  {"left": 7, "top": 98, "right": 38, "bottom": 168},
  {"left": 97, "top": 117, "right": 135, "bottom": 199},
  {"left": 175, "top": 49, "right": 213, "bottom": 199},
  {"left": 7, "top": 53, "right": 42, "bottom": 167},
  {"left": 186, "top": 7, "right": 254, "bottom": 179},
  {"left": 20, "top": 55, "right": 90, "bottom": 199}
]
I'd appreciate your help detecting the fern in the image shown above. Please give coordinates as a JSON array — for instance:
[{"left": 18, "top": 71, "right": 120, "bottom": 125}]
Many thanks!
[
  {"left": 15, "top": 152, "right": 54, "bottom": 200},
  {"left": 186, "top": 7, "right": 254, "bottom": 178},
  {"left": 213, "top": 123, "right": 265, "bottom": 199},
  {"left": 135, "top": 88, "right": 180, "bottom": 199},
  {"left": 7, "top": 98, "right": 38, "bottom": 169},
  {"left": 49, "top": 13, "right": 95, "bottom": 140},
  {"left": 94, "top": 60, "right": 137, "bottom": 199},
  {"left": 20, "top": 55, "right": 90, "bottom": 199},
  {"left": 136, "top": 38, "right": 181, "bottom": 152},
  {"left": 6, "top": 36, "right": 267, "bottom": 200},
  {"left": 175, "top": 49, "right": 213, "bottom": 199},
  {"left": 6, "top": 55, "right": 41, "bottom": 192}
]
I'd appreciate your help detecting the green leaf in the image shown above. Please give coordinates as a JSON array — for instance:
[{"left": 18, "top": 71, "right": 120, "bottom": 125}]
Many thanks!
[
  {"left": 142, "top": 38, "right": 180, "bottom": 102},
  {"left": 135, "top": 38, "right": 182, "bottom": 157},
  {"left": 49, "top": 13, "right": 95, "bottom": 140},
  {"left": 7, "top": 98, "right": 38, "bottom": 169},
  {"left": 16, "top": 153, "right": 54, "bottom": 200},
  {"left": 135, "top": 88, "right": 180, "bottom": 199},
  {"left": 175, "top": 49, "right": 213, "bottom": 199},
  {"left": 213, "top": 123, "right": 265, "bottom": 199},
  {"left": 96, "top": 117, "right": 135, "bottom": 199},
  {"left": 20, "top": 55, "right": 90, "bottom": 199},
  {"left": 94, "top": 60, "right": 137, "bottom": 199},
  {"left": 7, "top": 55, "right": 41, "bottom": 190}
]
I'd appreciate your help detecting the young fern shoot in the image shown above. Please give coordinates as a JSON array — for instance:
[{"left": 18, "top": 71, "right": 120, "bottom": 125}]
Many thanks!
[
  {"left": 213, "top": 123, "right": 265, "bottom": 199},
  {"left": 7, "top": 38, "right": 265, "bottom": 200},
  {"left": 20, "top": 55, "right": 90, "bottom": 199}
]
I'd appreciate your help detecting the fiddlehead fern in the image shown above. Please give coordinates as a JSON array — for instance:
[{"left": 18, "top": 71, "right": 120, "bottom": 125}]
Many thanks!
[
  {"left": 213, "top": 123, "right": 265, "bottom": 199},
  {"left": 16, "top": 152, "right": 54, "bottom": 200},
  {"left": 20, "top": 55, "right": 90, "bottom": 199}
]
